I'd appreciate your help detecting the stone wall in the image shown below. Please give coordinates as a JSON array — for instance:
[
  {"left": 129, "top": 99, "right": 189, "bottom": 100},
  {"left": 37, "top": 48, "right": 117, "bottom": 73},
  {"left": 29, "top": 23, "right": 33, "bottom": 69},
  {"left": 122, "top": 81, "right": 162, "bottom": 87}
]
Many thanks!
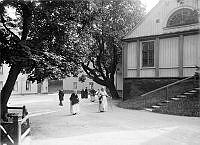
[
  {"left": 123, "top": 77, "right": 185, "bottom": 100},
  {"left": 154, "top": 93, "right": 200, "bottom": 117}
]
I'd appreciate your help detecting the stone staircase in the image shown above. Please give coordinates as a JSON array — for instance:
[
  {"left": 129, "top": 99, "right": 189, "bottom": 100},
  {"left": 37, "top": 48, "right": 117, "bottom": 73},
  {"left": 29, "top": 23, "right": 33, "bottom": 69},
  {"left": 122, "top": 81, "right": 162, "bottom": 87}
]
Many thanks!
[{"left": 144, "top": 88, "right": 200, "bottom": 116}]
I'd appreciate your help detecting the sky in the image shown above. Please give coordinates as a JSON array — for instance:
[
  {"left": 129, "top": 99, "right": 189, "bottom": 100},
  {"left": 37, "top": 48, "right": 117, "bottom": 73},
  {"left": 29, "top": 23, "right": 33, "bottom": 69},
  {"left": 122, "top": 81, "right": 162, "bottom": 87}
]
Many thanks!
[{"left": 140, "top": 0, "right": 160, "bottom": 12}]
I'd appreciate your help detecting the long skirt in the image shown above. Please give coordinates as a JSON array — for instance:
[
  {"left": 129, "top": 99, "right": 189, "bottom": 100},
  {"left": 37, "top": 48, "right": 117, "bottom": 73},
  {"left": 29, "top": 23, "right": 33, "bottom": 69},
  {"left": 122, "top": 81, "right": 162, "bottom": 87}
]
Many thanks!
[
  {"left": 90, "top": 95, "right": 95, "bottom": 102},
  {"left": 70, "top": 102, "right": 80, "bottom": 114},
  {"left": 99, "top": 96, "right": 108, "bottom": 112}
]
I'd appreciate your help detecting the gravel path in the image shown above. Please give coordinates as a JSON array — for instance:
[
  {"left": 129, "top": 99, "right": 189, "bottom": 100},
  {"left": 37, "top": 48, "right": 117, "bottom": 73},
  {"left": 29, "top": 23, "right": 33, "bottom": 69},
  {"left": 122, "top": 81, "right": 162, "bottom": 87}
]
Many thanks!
[{"left": 9, "top": 94, "right": 200, "bottom": 145}]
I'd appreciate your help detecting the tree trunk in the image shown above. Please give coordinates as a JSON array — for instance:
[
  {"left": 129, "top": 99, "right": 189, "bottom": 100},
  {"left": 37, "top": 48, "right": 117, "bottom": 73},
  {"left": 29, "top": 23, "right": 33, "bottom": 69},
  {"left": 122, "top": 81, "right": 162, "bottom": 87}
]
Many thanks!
[
  {"left": 1, "top": 63, "right": 21, "bottom": 121},
  {"left": 106, "top": 81, "right": 119, "bottom": 99}
]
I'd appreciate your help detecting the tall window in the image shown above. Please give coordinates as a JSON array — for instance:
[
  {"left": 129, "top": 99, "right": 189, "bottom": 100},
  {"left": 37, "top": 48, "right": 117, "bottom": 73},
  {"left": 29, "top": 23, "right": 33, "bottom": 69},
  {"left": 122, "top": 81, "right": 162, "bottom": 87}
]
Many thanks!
[
  {"left": 142, "top": 41, "right": 154, "bottom": 67},
  {"left": 26, "top": 80, "right": 31, "bottom": 91},
  {"left": 0, "top": 81, "right": 3, "bottom": 91},
  {"left": 73, "top": 82, "right": 77, "bottom": 90},
  {"left": 167, "top": 8, "right": 199, "bottom": 28},
  {"left": 0, "top": 65, "right": 3, "bottom": 74},
  {"left": 13, "top": 82, "right": 18, "bottom": 91}
]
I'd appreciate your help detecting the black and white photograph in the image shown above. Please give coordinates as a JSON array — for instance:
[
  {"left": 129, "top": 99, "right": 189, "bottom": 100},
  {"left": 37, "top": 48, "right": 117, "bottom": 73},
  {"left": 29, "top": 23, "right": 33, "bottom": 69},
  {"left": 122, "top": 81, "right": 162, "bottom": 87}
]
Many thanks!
[{"left": 0, "top": 0, "right": 200, "bottom": 145}]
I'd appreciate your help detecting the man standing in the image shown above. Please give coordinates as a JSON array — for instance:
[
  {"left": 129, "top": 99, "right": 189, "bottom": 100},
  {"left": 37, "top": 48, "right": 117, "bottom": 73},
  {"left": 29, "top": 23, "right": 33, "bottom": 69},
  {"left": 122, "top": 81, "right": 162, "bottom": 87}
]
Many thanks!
[
  {"left": 58, "top": 90, "right": 64, "bottom": 106},
  {"left": 85, "top": 87, "right": 88, "bottom": 99}
]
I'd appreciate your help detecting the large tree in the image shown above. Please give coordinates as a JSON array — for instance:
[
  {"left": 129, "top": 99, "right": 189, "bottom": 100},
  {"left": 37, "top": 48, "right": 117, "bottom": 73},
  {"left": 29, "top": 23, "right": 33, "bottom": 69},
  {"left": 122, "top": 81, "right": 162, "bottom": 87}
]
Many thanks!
[
  {"left": 78, "top": 0, "right": 145, "bottom": 98},
  {"left": 0, "top": 0, "right": 91, "bottom": 120}
]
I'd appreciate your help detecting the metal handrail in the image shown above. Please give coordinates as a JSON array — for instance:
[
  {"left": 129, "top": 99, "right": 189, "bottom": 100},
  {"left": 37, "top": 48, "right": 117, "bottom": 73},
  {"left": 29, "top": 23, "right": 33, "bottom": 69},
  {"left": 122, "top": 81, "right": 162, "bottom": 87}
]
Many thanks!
[{"left": 141, "top": 76, "right": 194, "bottom": 97}]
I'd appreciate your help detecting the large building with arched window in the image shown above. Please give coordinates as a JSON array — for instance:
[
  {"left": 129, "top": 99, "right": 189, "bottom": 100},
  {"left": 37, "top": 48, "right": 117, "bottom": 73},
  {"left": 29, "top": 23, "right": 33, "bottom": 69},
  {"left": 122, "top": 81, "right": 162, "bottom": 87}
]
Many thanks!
[{"left": 122, "top": 0, "right": 199, "bottom": 100}]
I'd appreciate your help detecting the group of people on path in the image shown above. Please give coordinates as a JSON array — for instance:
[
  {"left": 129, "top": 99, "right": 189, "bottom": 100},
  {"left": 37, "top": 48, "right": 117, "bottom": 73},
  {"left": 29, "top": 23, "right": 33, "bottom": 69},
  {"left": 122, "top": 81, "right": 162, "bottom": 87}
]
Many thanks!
[{"left": 58, "top": 87, "right": 112, "bottom": 115}]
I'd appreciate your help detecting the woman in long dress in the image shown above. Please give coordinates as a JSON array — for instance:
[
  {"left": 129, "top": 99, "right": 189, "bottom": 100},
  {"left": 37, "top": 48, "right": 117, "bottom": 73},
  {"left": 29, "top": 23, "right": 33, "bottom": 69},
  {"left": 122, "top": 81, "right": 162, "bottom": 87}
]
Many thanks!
[
  {"left": 69, "top": 90, "right": 80, "bottom": 115},
  {"left": 98, "top": 87, "right": 108, "bottom": 112},
  {"left": 90, "top": 87, "right": 96, "bottom": 102}
]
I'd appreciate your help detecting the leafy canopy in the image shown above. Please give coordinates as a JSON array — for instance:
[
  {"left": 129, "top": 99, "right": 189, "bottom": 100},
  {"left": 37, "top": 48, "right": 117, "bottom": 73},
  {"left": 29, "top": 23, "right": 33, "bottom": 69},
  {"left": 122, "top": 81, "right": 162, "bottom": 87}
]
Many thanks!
[{"left": 0, "top": 0, "right": 92, "bottom": 82}]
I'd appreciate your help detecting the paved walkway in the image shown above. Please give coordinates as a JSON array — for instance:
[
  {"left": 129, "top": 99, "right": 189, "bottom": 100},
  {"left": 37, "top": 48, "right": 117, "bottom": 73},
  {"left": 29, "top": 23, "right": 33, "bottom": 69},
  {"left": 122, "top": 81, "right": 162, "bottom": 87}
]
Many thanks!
[{"left": 8, "top": 94, "right": 200, "bottom": 145}]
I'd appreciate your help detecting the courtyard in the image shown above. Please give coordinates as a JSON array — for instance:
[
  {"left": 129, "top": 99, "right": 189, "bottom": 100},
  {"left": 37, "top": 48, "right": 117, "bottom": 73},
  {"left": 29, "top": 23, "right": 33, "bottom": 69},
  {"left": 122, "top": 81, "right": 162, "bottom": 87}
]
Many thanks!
[{"left": 8, "top": 93, "right": 200, "bottom": 145}]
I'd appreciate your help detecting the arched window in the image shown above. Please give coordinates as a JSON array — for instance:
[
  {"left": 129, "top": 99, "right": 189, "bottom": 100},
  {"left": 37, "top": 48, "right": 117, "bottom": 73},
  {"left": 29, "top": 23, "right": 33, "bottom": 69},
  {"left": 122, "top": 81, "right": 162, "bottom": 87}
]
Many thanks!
[{"left": 167, "top": 8, "right": 199, "bottom": 27}]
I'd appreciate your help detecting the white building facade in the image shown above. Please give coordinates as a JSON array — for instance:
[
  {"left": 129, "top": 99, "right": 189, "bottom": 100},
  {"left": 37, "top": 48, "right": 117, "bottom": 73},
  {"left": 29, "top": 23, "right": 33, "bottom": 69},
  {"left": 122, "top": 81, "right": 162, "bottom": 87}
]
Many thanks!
[
  {"left": 123, "top": 0, "right": 200, "bottom": 79},
  {"left": 63, "top": 63, "right": 123, "bottom": 93},
  {"left": 0, "top": 64, "right": 48, "bottom": 95},
  {"left": 63, "top": 75, "right": 102, "bottom": 93}
]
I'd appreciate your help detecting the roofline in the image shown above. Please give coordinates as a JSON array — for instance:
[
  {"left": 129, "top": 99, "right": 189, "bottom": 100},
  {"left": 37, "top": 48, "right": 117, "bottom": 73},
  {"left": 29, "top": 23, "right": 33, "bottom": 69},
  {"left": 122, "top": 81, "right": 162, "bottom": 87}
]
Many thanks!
[
  {"left": 122, "top": 0, "right": 162, "bottom": 40},
  {"left": 123, "top": 29, "right": 200, "bottom": 42}
]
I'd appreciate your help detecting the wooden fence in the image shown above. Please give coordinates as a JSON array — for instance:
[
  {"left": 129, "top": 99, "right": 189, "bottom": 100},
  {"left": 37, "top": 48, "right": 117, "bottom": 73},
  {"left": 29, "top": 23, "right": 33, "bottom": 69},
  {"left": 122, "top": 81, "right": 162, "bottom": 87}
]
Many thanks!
[{"left": 1, "top": 106, "right": 30, "bottom": 145}]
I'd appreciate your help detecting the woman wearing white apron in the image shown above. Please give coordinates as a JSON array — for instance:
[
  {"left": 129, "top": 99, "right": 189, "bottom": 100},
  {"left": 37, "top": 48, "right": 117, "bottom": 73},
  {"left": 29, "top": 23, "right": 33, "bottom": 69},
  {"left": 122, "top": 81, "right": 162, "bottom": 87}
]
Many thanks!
[
  {"left": 99, "top": 87, "right": 108, "bottom": 112},
  {"left": 70, "top": 90, "right": 80, "bottom": 115}
]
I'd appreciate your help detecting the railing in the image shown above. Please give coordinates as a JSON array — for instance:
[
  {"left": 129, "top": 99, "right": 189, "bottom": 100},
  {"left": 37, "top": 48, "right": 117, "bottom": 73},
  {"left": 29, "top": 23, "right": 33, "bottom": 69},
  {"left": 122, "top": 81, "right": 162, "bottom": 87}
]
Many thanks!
[
  {"left": 141, "top": 75, "right": 198, "bottom": 108},
  {"left": 1, "top": 106, "right": 30, "bottom": 145}
]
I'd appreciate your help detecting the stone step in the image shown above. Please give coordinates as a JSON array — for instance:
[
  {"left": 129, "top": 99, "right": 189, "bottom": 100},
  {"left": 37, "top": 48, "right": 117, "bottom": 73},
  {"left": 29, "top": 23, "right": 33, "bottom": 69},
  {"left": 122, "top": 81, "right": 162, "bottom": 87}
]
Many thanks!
[
  {"left": 184, "top": 92, "right": 194, "bottom": 95},
  {"left": 189, "top": 90, "right": 197, "bottom": 93},
  {"left": 157, "top": 102, "right": 165, "bottom": 106},
  {"left": 177, "top": 95, "right": 187, "bottom": 98},
  {"left": 144, "top": 108, "right": 154, "bottom": 112},
  {"left": 152, "top": 105, "right": 161, "bottom": 108},
  {"left": 195, "top": 88, "right": 200, "bottom": 90},
  {"left": 171, "top": 97, "right": 180, "bottom": 101},
  {"left": 162, "top": 100, "right": 170, "bottom": 103}
]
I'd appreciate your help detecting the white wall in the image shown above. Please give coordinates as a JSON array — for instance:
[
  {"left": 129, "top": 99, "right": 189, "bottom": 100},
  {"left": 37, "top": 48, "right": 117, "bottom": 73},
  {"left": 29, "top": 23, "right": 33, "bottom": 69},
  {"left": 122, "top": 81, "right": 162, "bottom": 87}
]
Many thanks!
[
  {"left": 127, "top": 42, "right": 137, "bottom": 78},
  {"left": 183, "top": 34, "right": 199, "bottom": 76},
  {"left": 127, "top": 42, "right": 137, "bottom": 68},
  {"left": 0, "top": 65, "right": 8, "bottom": 91},
  {"left": 13, "top": 74, "right": 38, "bottom": 95},
  {"left": 159, "top": 37, "right": 179, "bottom": 77},
  {"left": 63, "top": 75, "right": 102, "bottom": 91},
  {"left": 41, "top": 79, "right": 48, "bottom": 93},
  {"left": 0, "top": 64, "right": 48, "bottom": 95},
  {"left": 125, "top": 0, "right": 200, "bottom": 39}
]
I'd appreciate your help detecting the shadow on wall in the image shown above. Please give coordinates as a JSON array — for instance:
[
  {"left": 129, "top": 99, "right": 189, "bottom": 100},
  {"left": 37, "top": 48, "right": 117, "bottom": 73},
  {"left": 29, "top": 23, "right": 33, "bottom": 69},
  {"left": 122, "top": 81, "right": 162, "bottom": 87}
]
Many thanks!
[{"left": 48, "top": 80, "right": 63, "bottom": 93}]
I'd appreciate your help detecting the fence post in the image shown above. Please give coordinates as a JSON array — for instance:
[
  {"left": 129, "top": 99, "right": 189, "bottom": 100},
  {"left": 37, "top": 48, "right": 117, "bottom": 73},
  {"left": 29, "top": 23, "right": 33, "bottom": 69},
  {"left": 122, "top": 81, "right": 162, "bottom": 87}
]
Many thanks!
[
  {"left": 143, "top": 95, "right": 146, "bottom": 108},
  {"left": 166, "top": 87, "right": 168, "bottom": 101},
  {"left": 13, "top": 115, "right": 18, "bottom": 145},
  {"left": 166, "top": 87, "right": 169, "bottom": 110}
]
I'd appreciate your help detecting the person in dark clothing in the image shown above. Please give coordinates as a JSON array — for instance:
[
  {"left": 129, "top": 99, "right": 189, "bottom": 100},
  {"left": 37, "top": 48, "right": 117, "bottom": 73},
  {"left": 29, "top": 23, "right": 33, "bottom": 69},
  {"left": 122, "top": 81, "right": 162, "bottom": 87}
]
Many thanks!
[
  {"left": 81, "top": 89, "right": 85, "bottom": 99},
  {"left": 58, "top": 90, "right": 64, "bottom": 106},
  {"left": 85, "top": 87, "right": 88, "bottom": 98},
  {"left": 90, "top": 87, "right": 96, "bottom": 102},
  {"left": 69, "top": 90, "right": 80, "bottom": 115}
]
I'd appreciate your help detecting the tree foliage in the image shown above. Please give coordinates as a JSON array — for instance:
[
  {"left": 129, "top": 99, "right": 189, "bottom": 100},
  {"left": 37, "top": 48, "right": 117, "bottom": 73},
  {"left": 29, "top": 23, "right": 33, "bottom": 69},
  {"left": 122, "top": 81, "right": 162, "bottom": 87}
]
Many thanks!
[
  {"left": 78, "top": 74, "right": 87, "bottom": 83},
  {"left": 76, "top": 0, "right": 145, "bottom": 98},
  {"left": 0, "top": 0, "right": 93, "bottom": 82},
  {"left": 0, "top": 0, "right": 145, "bottom": 120},
  {"left": 0, "top": 0, "right": 92, "bottom": 120}
]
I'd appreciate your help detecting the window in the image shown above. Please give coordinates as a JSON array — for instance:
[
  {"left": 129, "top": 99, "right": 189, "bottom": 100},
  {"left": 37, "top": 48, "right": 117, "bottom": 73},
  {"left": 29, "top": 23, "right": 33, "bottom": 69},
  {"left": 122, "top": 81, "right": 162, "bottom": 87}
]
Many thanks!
[
  {"left": 89, "top": 82, "right": 94, "bottom": 89},
  {"left": 142, "top": 41, "right": 154, "bottom": 67},
  {"left": 167, "top": 8, "right": 199, "bottom": 28},
  {"left": 73, "top": 82, "right": 77, "bottom": 90},
  {"left": 0, "top": 81, "right": 3, "bottom": 91},
  {"left": 26, "top": 80, "right": 31, "bottom": 91},
  {"left": 0, "top": 65, "right": 3, "bottom": 74},
  {"left": 13, "top": 82, "right": 18, "bottom": 91}
]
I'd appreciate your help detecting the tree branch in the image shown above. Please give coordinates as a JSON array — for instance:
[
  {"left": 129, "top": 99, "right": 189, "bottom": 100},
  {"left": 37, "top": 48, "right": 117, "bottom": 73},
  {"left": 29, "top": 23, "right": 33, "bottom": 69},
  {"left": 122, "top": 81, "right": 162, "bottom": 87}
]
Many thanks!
[
  {"left": 81, "top": 63, "right": 106, "bottom": 86},
  {"left": 21, "top": 2, "right": 32, "bottom": 40},
  {"left": 0, "top": 14, "right": 20, "bottom": 41}
]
